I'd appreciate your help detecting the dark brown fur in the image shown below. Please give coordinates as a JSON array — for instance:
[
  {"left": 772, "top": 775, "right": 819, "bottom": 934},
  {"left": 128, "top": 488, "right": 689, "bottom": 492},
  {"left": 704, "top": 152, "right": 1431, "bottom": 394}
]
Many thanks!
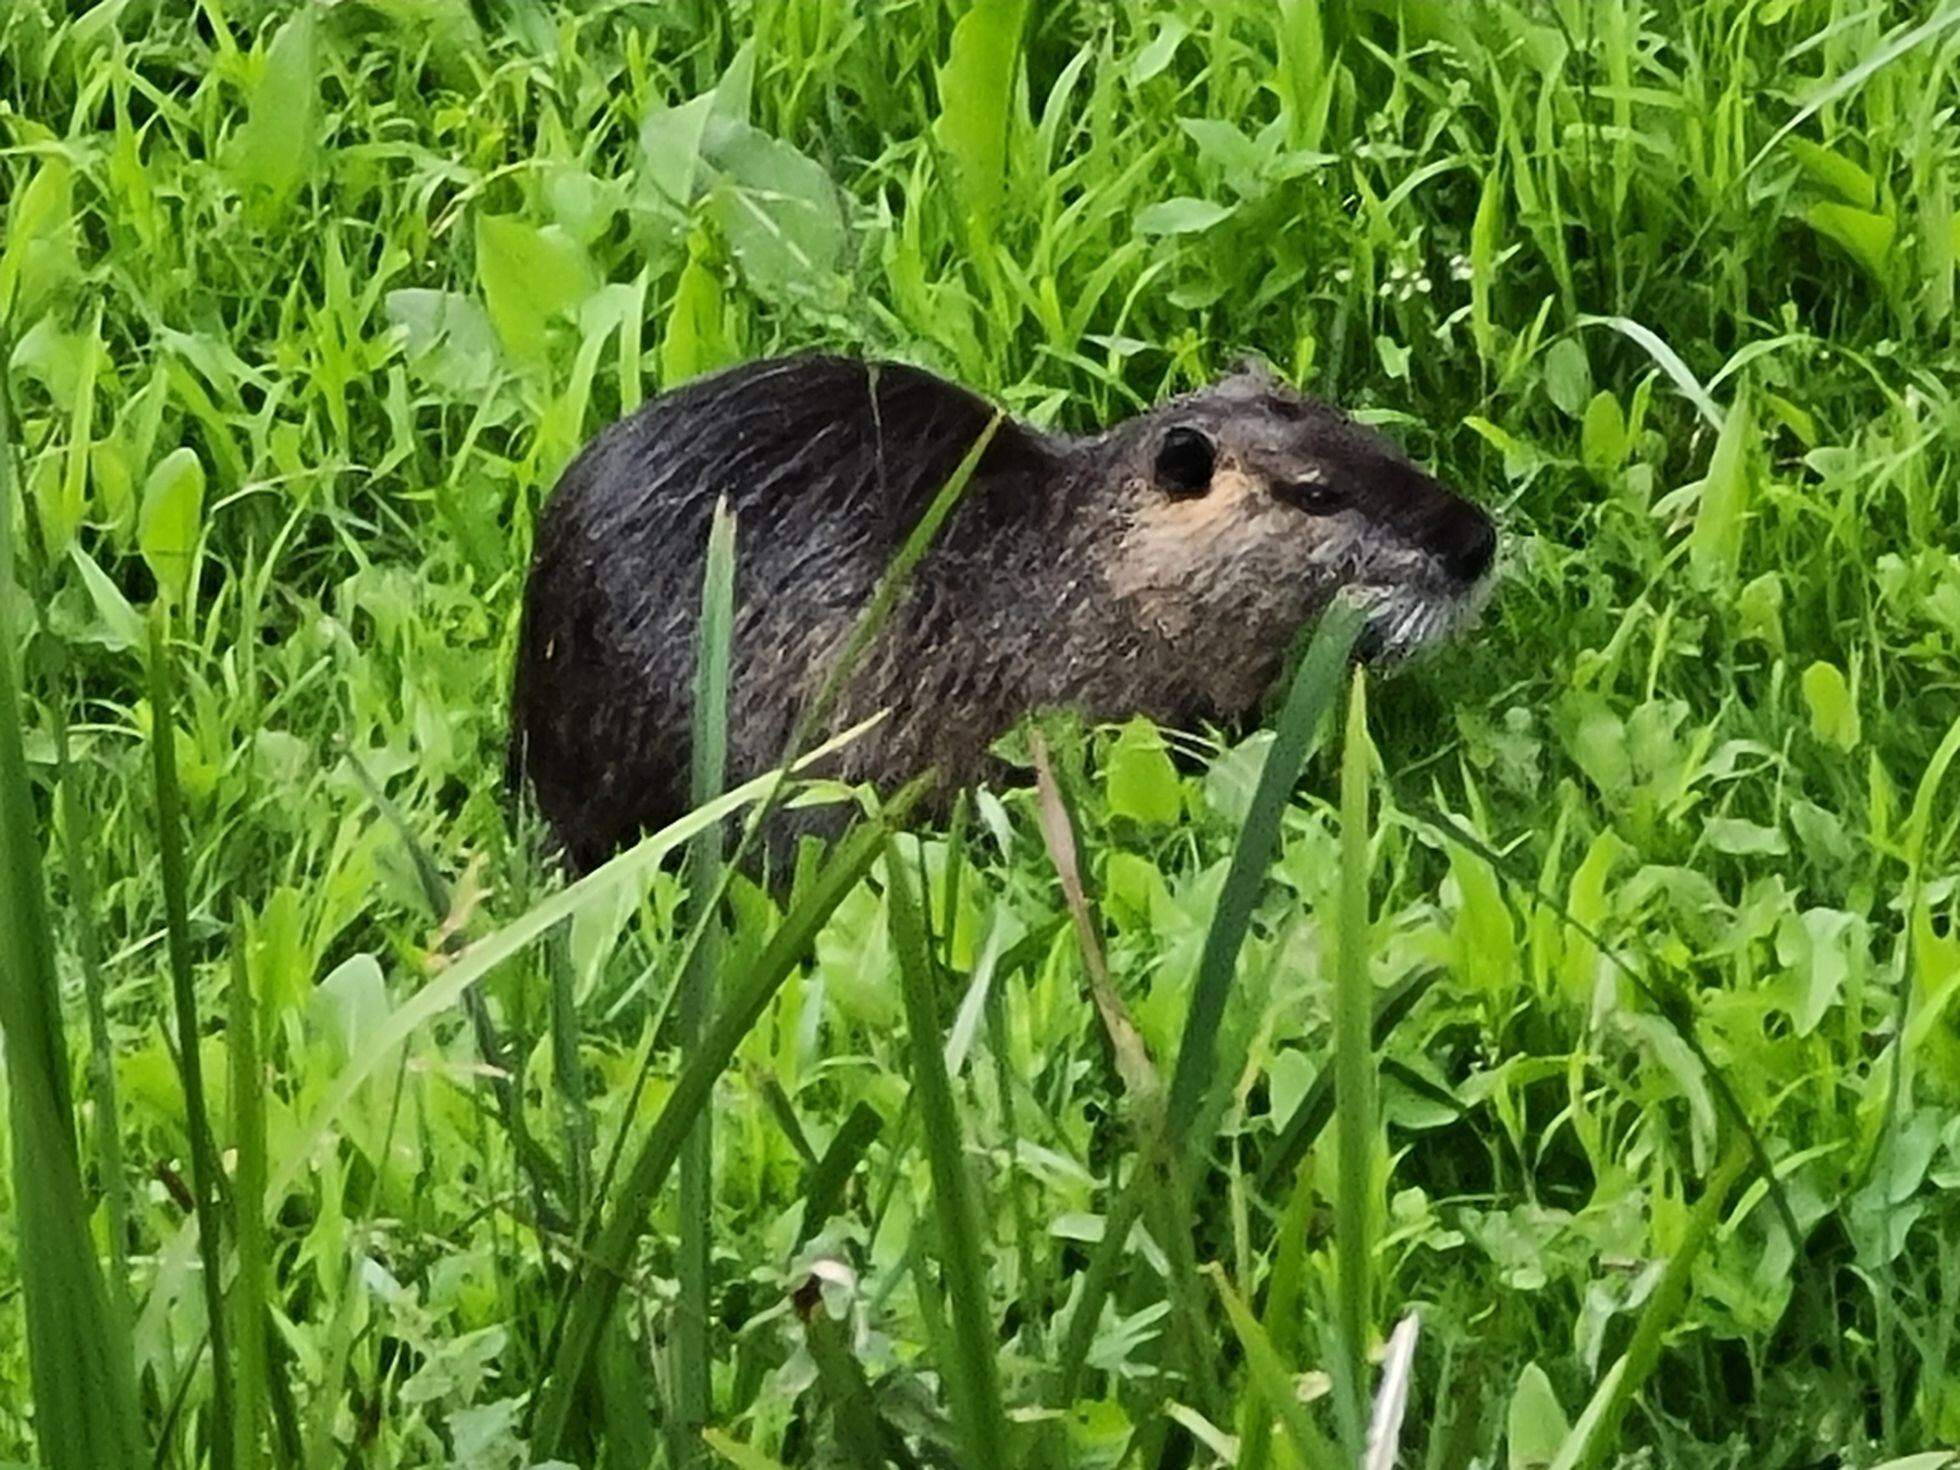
[{"left": 509, "top": 353, "right": 1494, "bottom": 871}]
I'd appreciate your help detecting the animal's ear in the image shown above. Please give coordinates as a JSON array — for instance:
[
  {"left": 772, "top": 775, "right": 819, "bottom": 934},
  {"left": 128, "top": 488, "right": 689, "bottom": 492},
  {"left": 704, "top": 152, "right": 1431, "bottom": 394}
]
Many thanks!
[{"left": 1225, "top": 352, "right": 1283, "bottom": 389}]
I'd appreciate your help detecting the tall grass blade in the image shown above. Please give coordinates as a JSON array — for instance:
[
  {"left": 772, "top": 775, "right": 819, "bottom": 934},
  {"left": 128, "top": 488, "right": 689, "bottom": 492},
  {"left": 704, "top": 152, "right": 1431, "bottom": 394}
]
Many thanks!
[
  {"left": 1164, "top": 598, "right": 1365, "bottom": 1151},
  {"left": 676, "top": 496, "right": 736, "bottom": 1466},
  {"left": 530, "top": 792, "right": 923, "bottom": 1455},
  {"left": 885, "top": 837, "right": 1013, "bottom": 1468},
  {"left": 228, "top": 921, "right": 270, "bottom": 1470},
  {"left": 0, "top": 326, "right": 144, "bottom": 1469},
  {"left": 1209, "top": 1265, "right": 1338, "bottom": 1469},
  {"left": 148, "top": 603, "right": 237, "bottom": 1470},
  {"left": 1330, "top": 668, "right": 1376, "bottom": 1457}
]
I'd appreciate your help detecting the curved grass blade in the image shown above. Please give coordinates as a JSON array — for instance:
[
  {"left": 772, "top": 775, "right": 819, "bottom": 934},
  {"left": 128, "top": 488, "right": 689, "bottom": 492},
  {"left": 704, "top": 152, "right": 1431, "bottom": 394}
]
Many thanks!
[
  {"left": 148, "top": 604, "right": 236, "bottom": 1470},
  {"left": 1163, "top": 598, "right": 1364, "bottom": 1154},
  {"left": 885, "top": 837, "right": 1013, "bottom": 1469},
  {"left": 1330, "top": 669, "right": 1375, "bottom": 1457},
  {"left": 1209, "top": 1265, "right": 1337, "bottom": 1469}
]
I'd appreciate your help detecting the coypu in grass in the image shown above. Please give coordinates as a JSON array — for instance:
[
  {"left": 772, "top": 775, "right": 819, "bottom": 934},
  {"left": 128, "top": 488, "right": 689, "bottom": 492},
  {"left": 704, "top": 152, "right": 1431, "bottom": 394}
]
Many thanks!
[{"left": 508, "top": 353, "right": 1496, "bottom": 872}]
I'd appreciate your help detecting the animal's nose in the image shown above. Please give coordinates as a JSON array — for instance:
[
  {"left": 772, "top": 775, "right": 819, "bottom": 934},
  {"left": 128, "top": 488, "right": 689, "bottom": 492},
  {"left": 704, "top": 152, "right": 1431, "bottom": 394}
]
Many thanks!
[{"left": 1436, "top": 507, "right": 1497, "bottom": 582}]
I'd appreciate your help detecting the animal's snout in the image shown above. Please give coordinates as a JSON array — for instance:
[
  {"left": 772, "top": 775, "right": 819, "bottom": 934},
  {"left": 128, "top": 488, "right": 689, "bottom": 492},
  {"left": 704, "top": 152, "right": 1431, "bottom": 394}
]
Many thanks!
[{"left": 1431, "top": 501, "right": 1497, "bottom": 583}]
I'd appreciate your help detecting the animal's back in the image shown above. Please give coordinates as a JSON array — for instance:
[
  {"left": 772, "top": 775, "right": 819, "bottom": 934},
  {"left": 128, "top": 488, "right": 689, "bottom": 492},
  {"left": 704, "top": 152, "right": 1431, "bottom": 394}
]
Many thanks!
[{"left": 509, "top": 353, "right": 1055, "bottom": 869}]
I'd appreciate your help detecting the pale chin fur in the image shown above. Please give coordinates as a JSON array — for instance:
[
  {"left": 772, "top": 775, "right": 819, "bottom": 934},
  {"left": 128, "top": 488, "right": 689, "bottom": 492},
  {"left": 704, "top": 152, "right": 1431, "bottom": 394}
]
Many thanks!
[{"left": 1347, "top": 564, "right": 1495, "bottom": 666}]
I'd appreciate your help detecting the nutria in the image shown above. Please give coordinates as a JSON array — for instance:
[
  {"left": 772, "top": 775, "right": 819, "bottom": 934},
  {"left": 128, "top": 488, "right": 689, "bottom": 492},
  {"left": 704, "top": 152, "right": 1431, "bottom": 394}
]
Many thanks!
[{"left": 509, "top": 353, "right": 1496, "bottom": 871}]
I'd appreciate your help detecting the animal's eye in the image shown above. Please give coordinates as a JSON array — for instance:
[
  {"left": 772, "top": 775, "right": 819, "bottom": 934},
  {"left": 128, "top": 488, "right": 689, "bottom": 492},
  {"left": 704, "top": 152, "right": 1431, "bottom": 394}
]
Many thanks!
[
  {"left": 1155, "top": 426, "right": 1215, "bottom": 496},
  {"left": 1279, "top": 475, "right": 1348, "bottom": 515}
]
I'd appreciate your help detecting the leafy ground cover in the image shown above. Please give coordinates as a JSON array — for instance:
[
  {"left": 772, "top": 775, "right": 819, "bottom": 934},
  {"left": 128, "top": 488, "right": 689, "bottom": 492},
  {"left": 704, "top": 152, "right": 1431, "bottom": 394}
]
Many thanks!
[{"left": 3, "top": 1, "right": 1960, "bottom": 1466}]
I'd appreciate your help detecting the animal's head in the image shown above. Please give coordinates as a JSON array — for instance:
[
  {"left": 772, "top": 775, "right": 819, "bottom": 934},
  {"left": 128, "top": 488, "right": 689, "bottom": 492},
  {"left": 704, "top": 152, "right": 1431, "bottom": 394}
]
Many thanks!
[{"left": 1096, "top": 363, "right": 1496, "bottom": 711}]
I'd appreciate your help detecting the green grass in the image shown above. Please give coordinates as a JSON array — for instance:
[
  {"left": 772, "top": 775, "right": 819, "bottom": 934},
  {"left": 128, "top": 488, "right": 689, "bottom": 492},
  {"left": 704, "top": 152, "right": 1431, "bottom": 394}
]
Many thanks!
[{"left": 4, "top": 0, "right": 1960, "bottom": 1465}]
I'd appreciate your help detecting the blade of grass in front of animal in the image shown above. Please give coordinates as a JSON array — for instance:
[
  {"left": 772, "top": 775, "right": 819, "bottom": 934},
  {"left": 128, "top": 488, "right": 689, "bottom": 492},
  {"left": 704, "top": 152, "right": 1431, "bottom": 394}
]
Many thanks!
[
  {"left": 1331, "top": 668, "right": 1377, "bottom": 1458},
  {"left": 1549, "top": 1144, "right": 1747, "bottom": 1470},
  {"left": 676, "top": 495, "right": 736, "bottom": 1467},
  {"left": 1209, "top": 1265, "right": 1339, "bottom": 1469},
  {"left": 1163, "top": 599, "right": 1363, "bottom": 1157},
  {"left": 148, "top": 602, "right": 237, "bottom": 1470},
  {"left": 885, "top": 835, "right": 1014, "bottom": 1469},
  {"left": 1032, "top": 729, "right": 1224, "bottom": 1406},
  {"left": 0, "top": 340, "right": 146, "bottom": 1470},
  {"left": 1239, "top": 1160, "right": 1317, "bottom": 1470},
  {"left": 530, "top": 796, "right": 920, "bottom": 1455},
  {"left": 1029, "top": 729, "right": 1162, "bottom": 1110},
  {"left": 228, "top": 923, "right": 269, "bottom": 1470}
]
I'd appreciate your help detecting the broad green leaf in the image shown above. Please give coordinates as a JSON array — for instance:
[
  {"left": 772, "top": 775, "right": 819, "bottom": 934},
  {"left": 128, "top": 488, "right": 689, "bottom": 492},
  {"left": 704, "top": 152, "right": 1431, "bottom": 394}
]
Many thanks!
[
  {"left": 67, "top": 545, "right": 143, "bottom": 653},
  {"left": 1543, "top": 338, "right": 1592, "bottom": 417},
  {"left": 138, "top": 447, "right": 206, "bottom": 606},
  {"left": 1105, "top": 719, "right": 1181, "bottom": 825},
  {"left": 228, "top": 9, "right": 319, "bottom": 219},
  {"left": 1579, "top": 391, "right": 1626, "bottom": 476},
  {"left": 1774, "top": 907, "right": 1860, "bottom": 1037},
  {"left": 1688, "top": 385, "right": 1755, "bottom": 589},
  {"left": 384, "top": 288, "right": 500, "bottom": 396},
  {"left": 935, "top": 0, "right": 1030, "bottom": 236},
  {"left": 1801, "top": 659, "right": 1860, "bottom": 749},
  {"left": 1508, "top": 1363, "right": 1570, "bottom": 1469},
  {"left": 1136, "top": 197, "right": 1234, "bottom": 235},
  {"left": 1788, "top": 137, "right": 1878, "bottom": 210},
  {"left": 0, "top": 157, "right": 80, "bottom": 322},
  {"left": 640, "top": 43, "right": 753, "bottom": 209},
  {"left": 702, "top": 123, "right": 847, "bottom": 305},
  {"left": 1803, "top": 201, "right": 1896, "bottom": 282},
  {"left": 1704, "top": 817, "right": 1787, "bottom": 856},
  {"left": 474, "top": 214, "right": 595, "bottom": 366}
]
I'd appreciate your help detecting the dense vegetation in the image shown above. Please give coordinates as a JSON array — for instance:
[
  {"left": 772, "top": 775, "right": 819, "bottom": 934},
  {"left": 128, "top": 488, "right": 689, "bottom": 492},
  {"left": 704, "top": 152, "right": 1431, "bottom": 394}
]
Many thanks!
[{"left": 3, "top": 1, "right": 1959, "bottom": 1466}]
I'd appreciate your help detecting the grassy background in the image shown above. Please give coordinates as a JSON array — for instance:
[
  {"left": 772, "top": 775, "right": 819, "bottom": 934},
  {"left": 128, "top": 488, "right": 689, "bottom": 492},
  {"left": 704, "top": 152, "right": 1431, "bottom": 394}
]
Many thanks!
[{"left": 4, "top": 0, "right": 1960, "bottom": 1465}]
